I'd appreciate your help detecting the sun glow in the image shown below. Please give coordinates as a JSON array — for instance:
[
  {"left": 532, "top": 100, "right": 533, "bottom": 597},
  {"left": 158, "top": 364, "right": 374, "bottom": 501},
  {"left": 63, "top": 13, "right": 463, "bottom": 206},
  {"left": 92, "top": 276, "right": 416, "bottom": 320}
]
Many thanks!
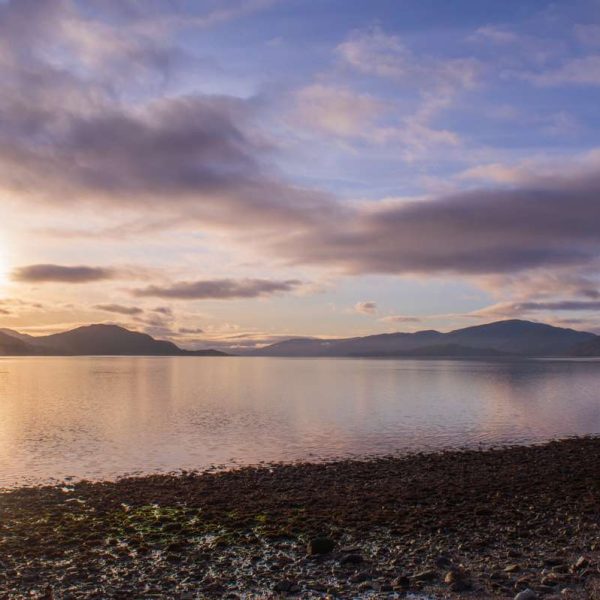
[{"left": 0, "top": 243, "right": 10, "bottom": 287}]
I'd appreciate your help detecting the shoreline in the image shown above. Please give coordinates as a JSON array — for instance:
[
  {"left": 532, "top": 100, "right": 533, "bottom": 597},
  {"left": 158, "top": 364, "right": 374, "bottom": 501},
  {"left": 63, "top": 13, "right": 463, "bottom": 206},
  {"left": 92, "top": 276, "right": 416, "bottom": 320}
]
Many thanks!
[{"left": 0, "top": 437, "right": 599, "bottom": 598}]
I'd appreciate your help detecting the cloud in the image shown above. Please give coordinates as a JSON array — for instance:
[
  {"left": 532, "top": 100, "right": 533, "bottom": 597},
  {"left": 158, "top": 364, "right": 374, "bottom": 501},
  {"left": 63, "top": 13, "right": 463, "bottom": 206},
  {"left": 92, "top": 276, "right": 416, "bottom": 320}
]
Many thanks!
[
  {"left": 354, "top": 301, "right": 377, "bottom": 315},
  {"left": 293, "top": 84, "right": 383, "bottom": 138},
  {"left": 336, "top": 26, "right": 479, "bottom": 89},
  {"left": 4, "top": 0, "right": 600, "bottom": 330},
  {"left": 475, "top": 300, "right": 600, "bottom": 319},
  {"left": 380, "top": 315, "right": 422, "bottom": 323},
  {"left": 0, "top": 0, "right": 337, "bottom": 234},
  {"left": 330, "top": 26, "right": 478, "bottom": 154},
  {"left": 94, "top": 304, "right": 143, "bottom": 316},
  {"left": 470, "top": 26, "right": 520, "bottom": 45},
  {"left": 458, "top": 163, "right": 528, "bottom": 184},
  {"left": 178, "top": 327, "right": 205, "bottom": 335},
  {"left": 336, "top": 26, "right": 412, "bottom": 80},
  {"left": 12, "top": 264, "right": 115, "bottom": 283},
  {"left": 276, "top": 160, "right": 600, "bottom": 277},
  {"left": 478, "top": 268, "right": 600, "bottom": 302},
  {"left": 525, "top": 55, "right": 600, "bottom": 86},
  {"left": 180, "top": 330, "right": 312, "bottom": 351},
  {"left": 132, "top": 278, "right": 303, "bottom": 300}
]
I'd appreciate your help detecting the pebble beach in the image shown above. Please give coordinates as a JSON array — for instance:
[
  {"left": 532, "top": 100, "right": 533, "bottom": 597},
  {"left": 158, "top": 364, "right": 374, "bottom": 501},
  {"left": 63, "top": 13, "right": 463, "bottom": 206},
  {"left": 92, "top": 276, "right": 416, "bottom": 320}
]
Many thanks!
[{"left": 0, "top": 437, "right": 599, "bottom": 599}]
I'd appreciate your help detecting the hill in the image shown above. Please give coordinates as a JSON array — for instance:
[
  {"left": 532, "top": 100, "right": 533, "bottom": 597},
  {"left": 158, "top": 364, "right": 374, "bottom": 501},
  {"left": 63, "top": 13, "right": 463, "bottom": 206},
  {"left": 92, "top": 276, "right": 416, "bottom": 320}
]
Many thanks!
[
  {"left": 570, "top": 336, "right": 600, "bottom": 357},
  {"left": 251, "top": 319, "right": 597, "bottom": 358},
  {"left": 0, "top": 330, "right": 33, "bottom": 355},
  {"left": 0, "top": 324, "right": 227, "bottom": 356}
]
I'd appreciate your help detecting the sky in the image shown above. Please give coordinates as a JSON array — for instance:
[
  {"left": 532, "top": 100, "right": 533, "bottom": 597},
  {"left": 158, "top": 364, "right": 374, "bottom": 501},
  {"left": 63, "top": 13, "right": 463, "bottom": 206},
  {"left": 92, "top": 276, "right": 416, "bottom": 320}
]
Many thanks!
[{"left": 0, "top": 0, "right": 600, "bottom": 350}]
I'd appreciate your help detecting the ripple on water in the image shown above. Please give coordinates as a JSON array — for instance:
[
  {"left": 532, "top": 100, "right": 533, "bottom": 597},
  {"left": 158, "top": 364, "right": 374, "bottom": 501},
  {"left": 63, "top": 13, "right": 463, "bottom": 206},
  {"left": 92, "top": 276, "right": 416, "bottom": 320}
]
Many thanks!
[{"left": 0, "top": 356, "right": 600, "bottom": 486}]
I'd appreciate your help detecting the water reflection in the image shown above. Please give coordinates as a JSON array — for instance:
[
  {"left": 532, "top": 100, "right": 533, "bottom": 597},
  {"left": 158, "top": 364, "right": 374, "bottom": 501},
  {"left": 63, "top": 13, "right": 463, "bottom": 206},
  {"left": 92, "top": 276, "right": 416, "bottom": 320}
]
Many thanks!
[{"left": 0, "top": 356, "right": 599, "bottom": 487}]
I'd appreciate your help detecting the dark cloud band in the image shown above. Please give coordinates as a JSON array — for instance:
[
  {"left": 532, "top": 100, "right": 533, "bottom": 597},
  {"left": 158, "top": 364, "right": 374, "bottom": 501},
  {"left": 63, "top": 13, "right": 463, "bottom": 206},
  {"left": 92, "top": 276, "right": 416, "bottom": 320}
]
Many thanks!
[
  {"left": 132, "top": 278, "right": 303, "bottom": 300},
  {"left": 13, "top": 264, "right": 114, "bottom": 283},
  {"left": 94, "top": 304, "right": 143, "bottom": 315}
]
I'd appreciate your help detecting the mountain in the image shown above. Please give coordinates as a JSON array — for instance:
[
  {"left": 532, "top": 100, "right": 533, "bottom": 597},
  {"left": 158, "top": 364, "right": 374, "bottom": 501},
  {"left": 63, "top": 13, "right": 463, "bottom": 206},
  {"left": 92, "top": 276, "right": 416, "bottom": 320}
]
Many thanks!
[
  {"left": 0, "top": 324, "right": 227, "bottom": 356},
  {"left": 251, "top": 320, "right": 597, "bottom": 358},
  {"left": 1, "top": 319, "right": 598, "bottom": 358},
  {"left": 570, "top": 336, "right": 600, "bottom": 357},
  {"left": 442, "top": 320, "right": 595, "bottom": 356},
  {"left": 0, "top": 330, "right": 33, "bottom": 355},
  {"left": 0, "top": 328, "right": 36, "bottom": 342},
  {"left": 254, "top": 330, "right": 444, "bottom": 357}
]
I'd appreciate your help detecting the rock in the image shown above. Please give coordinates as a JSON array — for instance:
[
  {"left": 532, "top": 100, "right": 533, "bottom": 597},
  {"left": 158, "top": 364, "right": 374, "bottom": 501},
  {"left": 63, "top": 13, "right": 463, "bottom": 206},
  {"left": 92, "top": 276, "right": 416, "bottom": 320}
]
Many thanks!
[
  {"left": 273, "top": 580, "right": 296, "bottom": 593},
  {"left": 306, "top": 537, "right": 335, "bottom": 555},
  {"left": 348, "top": 571, "right": 371, "bottom": 583},
  {"left": 41, "top": 586, "right": 54, "bottom": 600},
  {"left": 574, "top": 556, "right": 589, "bottom": 570},
  {"left": 444, "top": 568, "right": 471, "bottom": 591},
  {"left": 413, "top": 569, "right": 437, "bottom": 582},
  {"left": 435, "top": 555, "right": 453, "bottom": 569},
  {"left": 538, "top": 585, "right": 557, "bottom": 594},
  {"left": 392, "top": 575, "right": 410, "bottom": 589},
  {"left": 515, "top": 589, "right": 537, "bottom": 600},
  {"left": 541, "top": 574, "right": 561, "bottom": 586},
  {"left": 450, "top": 580, "right": 472, "bottom": 592},
  {"left": 552, "top": 564, "right": 570, "bottom": 574},
  {"left": 444, "top": 570, "right": 459, "bottom": 584},
  {"left": 544, "top": 557, "right": 565, "bottom": 567},
  {"left": 340, "top": 554, "right": 363, "bottom": 566}
]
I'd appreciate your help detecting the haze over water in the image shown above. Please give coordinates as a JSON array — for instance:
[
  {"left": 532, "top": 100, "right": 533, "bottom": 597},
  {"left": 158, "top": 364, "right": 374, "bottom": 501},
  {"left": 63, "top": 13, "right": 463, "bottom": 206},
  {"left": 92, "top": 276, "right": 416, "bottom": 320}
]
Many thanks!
[{"left": 1, "top": 356, "right": 599, "bottom": 488}]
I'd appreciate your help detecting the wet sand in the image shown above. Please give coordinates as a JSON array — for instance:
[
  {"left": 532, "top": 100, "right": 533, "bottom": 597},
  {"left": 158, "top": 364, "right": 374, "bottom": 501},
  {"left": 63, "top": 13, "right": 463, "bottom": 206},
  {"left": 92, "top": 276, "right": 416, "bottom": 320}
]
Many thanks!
[{"left": 0, "top": 437, "right": 599, "bottom": 598}]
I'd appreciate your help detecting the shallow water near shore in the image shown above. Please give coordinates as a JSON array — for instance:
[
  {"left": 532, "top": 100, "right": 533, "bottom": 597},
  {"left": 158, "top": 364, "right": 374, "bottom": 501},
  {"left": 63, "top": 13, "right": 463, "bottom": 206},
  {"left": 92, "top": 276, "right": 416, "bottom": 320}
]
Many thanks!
[{"left": 1, "top": 355, "right": 600, "bottom": 487}]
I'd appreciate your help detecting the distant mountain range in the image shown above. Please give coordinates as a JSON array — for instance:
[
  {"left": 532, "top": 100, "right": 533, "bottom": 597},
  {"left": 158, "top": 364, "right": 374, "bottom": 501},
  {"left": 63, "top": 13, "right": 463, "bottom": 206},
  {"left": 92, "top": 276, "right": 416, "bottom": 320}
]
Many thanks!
[
  {"left": 0, "top": 324, "right": 226, "bottom": 356},
  {"left": 1, "top": 319, "right": 599, "bottom": 358},
  {"left": 247, "top": 319, "right": 600, "bottom": 358}
]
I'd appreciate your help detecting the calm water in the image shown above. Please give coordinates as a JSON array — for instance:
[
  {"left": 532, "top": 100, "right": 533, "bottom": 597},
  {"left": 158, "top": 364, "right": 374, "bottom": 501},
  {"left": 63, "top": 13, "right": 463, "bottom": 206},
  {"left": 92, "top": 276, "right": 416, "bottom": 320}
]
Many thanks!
[{"left": 0, "top": 356, "right": 599, "bottom": 487}]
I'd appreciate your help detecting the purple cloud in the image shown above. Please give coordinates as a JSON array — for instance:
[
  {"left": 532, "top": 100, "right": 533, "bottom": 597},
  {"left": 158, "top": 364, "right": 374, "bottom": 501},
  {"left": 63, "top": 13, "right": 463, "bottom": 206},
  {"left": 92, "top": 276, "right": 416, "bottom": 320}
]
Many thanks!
[
  {"left": 380, "top": 315, "right": 422, "bottom": 323},
  {"left": 178, "top": 327, "right": 205, "bottom": 334},
  {"left": 278, "top": 168, "right": 600, "bottom": 276},
  {"left": 95, "top": 304, "right": 143, "bottom": 316},
  {"left": 13, "top": 264, "right": 115, "bottom": 283},
  {"left": 0, "top": 0, "right": 338, "bottom": 239},
  {"left": 132, "top": 278, "right": 303, "bottom": 300},
  {"left": 354, "top": 301, "right": 377, "bottom": 315}
]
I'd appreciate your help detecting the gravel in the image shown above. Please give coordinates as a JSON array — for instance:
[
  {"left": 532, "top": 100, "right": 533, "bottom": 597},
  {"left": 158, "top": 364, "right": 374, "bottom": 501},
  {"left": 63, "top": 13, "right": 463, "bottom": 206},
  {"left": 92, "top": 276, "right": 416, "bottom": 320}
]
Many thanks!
[{"left": 0, "top": 437, "right": 599, "bottom": 598}]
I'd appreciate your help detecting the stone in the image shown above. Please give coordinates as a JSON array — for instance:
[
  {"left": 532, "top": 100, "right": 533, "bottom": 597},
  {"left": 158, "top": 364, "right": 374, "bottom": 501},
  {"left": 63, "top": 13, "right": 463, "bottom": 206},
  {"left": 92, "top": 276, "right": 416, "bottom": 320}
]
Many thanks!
[
  {"left": 514, "top": 589, "right": 537, "bottom": 600},
  {"left": 413, "top": 570, "right": 437, "bottom": 582},
  {"left": 450, "top": 580, "right": 472, "bottom": 592},
  {"left": 340, "top": 554, "right": 363, "bottom": 566},
  {"left": 306, "top": 537, "right": 335, "bottom": 555},
  {"left": 505, "top": 564, "right": 521, "bottom": 573},
  {"left": 544, "top": 558, "right": 565, "bottom": 567},
  {"left": 435, "top": 555, "right": 453, "bottom": 569},
  {"left": 392, "top": 575, "right": 410, "bottom": 589},
  {"left": 348, "top": 571, "right": 371, "bottom": 583},
  {"left": 273, "top": 580, "right": 296, "bottom": 593},
  {"left": 444, "top": 569, "right": 461, "bottom": 584}
]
